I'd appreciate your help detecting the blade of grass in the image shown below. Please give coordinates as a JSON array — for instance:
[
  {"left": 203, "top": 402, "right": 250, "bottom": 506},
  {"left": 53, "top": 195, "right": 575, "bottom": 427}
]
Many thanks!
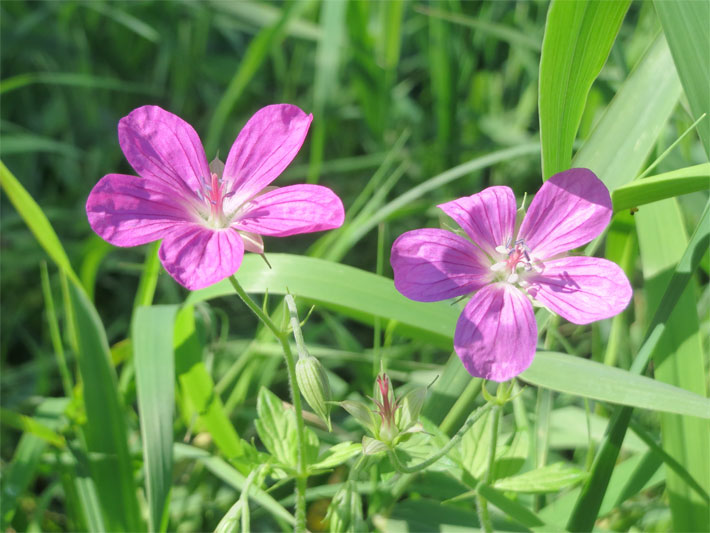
[
  {"left": 538, "top": 0, "right": 630, "bottom": 180},
  {"left": 132, "top": 305, "right": 179, "bottom": 532},
  {"left": 635, "top": 198, "right": 710, "bottom": 531},
  {"left": 68, "top": 283, "right": 143, "bottom": 532},
  {"left": 567, "top": 199, "right": 710, "bottom": 531},
  {"left": 132, "top": 241, "right": 161, "bottom": 310},
  {"left": 655, "top": 0, "right": 710, "bottom": 158},
  {"left": 611, "top": 163, "right": 710, "bottom": 213},
  {"left": 0, "top": 161, "right": 80, "bottom": 286}
]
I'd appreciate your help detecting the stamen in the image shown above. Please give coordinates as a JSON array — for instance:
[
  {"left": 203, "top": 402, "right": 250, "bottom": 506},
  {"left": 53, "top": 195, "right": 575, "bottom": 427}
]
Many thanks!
[{"left": 490, "top": 262, "right": 507, "bottom": 272}]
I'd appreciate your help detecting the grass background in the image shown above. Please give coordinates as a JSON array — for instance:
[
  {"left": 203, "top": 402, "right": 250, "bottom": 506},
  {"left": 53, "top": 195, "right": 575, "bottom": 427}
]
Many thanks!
[{"left": 1, "top": 1, "right": 708, "bottom": 531}]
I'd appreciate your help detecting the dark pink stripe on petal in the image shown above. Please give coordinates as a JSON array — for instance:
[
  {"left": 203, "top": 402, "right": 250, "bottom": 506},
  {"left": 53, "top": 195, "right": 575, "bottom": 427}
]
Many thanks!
[
  {"left": 526, "top": 256, "right": 632, "bottom": 324},
  {"left": 454, "top": 284, "right": 537, "bottom": 382},
  {"left": 391, "top": 228, "right": 493, "bottom": 303},
  {"left": 158, "top": 225, "right": 244, "bottom": 290},
  {"left": 118, "top": 105, "right": 209, "bottom": 197},
  {"left": 224, "top": 105, "right": 312, "bottom": 201},
  {"left": 233, "top": 184, "right": 344, "bottom": 237},
  {"left": 518, "top": 169, "right": 612, "bottom": 259},
  {"left": 86, "top": 173, "right": 195, "bottom": 247},
  {"left": 438, "top": 186, "right": 517, "bottom": 256}
]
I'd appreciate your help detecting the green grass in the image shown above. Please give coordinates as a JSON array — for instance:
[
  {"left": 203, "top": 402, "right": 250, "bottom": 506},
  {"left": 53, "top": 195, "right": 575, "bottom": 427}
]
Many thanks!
[{"left": 1, "top": 1, "right": 708, "bottom": 531}]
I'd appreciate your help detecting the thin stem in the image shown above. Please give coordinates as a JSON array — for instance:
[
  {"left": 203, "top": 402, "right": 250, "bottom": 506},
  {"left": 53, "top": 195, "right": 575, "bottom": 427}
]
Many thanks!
[
  {"left": 388, "top": 402, "right": 492, "bottom": 474},
  {"left": 477, "top": 405, "right": 500, "bottom": 533},
  {"left": 228, "top": 276, "right": 308, "bottom": 532}
]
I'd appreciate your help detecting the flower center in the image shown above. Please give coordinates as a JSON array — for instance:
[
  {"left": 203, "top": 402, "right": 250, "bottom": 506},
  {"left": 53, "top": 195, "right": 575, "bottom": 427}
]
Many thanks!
[
  {"left": 196, "top": 172, "right": 236, "bottom": 228},
  {"left": 490, "top": 238, "right": 541, "bottom": 286}
]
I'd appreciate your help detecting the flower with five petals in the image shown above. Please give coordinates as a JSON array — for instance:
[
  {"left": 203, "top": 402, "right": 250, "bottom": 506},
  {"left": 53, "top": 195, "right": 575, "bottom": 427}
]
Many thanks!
[
  {"left": 86, "top": 104, "right": 344, "bottom": 290},
  {"left": 390, "top": 169, "right": 632, "bottom": 382}
]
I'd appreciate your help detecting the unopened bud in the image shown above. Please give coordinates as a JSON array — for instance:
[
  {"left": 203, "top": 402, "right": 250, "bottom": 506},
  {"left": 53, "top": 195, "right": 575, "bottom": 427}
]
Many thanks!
[
  {"left": 326, "top": 480, "right": 364, "bottom": 533},
  {"left": 296, "top": 354, "right": 332, "bottom": 431}
]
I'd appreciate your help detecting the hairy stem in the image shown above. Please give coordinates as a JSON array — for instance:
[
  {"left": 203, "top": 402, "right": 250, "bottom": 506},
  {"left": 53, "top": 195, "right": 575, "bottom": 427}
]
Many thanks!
[{"left": 228, "top": 276, "right": 308, "bottom": 532}]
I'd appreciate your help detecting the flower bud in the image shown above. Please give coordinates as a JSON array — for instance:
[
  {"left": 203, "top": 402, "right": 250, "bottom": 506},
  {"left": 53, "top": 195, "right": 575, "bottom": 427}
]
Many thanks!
[
  {"left": 296, "top": 354, "right": 332, "bottom": 431},
  {"left": 326, "top": 480, "right": 364, "bottom": 533}
]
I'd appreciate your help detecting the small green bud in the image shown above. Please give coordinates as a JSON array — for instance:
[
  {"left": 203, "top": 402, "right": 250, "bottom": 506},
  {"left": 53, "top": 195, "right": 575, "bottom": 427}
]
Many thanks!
[{"left": 296, "top": 354, "right": 332, "bottom": 431}]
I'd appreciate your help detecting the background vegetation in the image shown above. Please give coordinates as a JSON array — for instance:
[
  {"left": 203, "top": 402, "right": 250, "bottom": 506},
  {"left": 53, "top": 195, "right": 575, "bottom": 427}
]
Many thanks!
[{"left": 1, "top": 1, "right": 708, "bottom": 531}]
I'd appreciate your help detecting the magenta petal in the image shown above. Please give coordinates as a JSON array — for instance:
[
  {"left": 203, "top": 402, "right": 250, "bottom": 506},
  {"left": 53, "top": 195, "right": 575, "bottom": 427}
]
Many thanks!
[
  {"left": 158, "top": 226, "right": 244, "bottom": 290},
  {"left": 391, "top": 228, "right": 493, "bottom": 302},
  {"left": 224, "top": 105, "right": 312, "bottom": 201},
  {"left": 438, "top": 186, "right": 517, "bottom": 256},
  {"left": 233, "top": 184, "right": 344, "bottom": 237},
  {"left": 526, "top": 256, "right": 632, "bottom": 324},
  {"left": 86, "top": 173, "right": 195, "bottom": 247},
  {"left": 518, "top": 168, "right": 612, "bottom": 259},
  {"left": 454, "top": 284, "right": 537, "bottom": 382},
  {"left": 118, "top": 106, "right": 209, "bottom": 196}
]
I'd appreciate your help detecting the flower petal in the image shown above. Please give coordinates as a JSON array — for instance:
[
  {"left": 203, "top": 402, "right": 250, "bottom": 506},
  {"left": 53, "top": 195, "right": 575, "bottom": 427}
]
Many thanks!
[
  {"left": 86, "top": 173, "right": 195, "bottom": 247},
  {"left": 158, "top": 225, "right": 244, "bottom": 290},
  {"left": 518, "top": 168, "right": 611, "bottom": 259},
  {"left": 233, "top": 184, "right": 344, "bottom": 237},
  {"left": 118, "top": 105, "right": 209, "bottom": 197},
  {"left": 223, "top": 104, "right": 312, "bottom": 202},
  {"left": 526, "top": 256, "right": 632, "bottom": 324},
  {"left": 391, "top": 228, "right": 493, "bottom": 302},
  {"left": 438, "top": 186, "right": 517, "bottom": 257},
  {"left": 454, "top": 283, "right": 537, "bottom": 382}
]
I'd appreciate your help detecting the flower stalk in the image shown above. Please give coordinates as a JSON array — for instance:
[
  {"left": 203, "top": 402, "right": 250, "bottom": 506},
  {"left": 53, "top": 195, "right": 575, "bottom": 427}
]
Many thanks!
[{"left": 228, "top": 276, "right": 308, "bottom": 532}]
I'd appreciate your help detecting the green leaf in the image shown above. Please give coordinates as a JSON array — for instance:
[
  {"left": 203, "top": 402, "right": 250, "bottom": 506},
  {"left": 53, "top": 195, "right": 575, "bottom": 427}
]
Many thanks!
[
  {"left": 635, "top": 199, "right": 710, "bottom": 531},
  {"left": 174, "top": 306, "right": 244, "bottom": 464},
  {"left": 539, "top": 0, "right": 630, "bottom": 180},
  {"left": 68, "top": 283, "right": 143, "bottom": 532},
  {"left": 0, "top": 409, "right": 65, "bottom": 447},
  {"left": 494, "top": 462, "right": 587, "bottom": 494},
  {"left": 655, "top": 0, "right": 710, "bottom": 158},
  {"left": 255, "top": 387, "right": 298, "bottom": 468},
  {"left": 0, "top": 161, "right": 81, "bottom": 286},
  {"left": 611, "top": 164, "right": 710, "bottom": 213},
  {"left": 522, "top": 351, "right": 710, "bottom": 419},
  {"left": 173, "top": 443, "right": 295, "bottom": 527},
  {"left": 311, "top": 442, "right": 362, "bottom": 471},
  {"left": 572, "top": 34, "right": 682, "bottom": 191},
  {"left": 188, "top": 254, "right": 460, "bottom": 349},
  {"left": 132, "top": 305, "right": 179, "bottom": 533}
]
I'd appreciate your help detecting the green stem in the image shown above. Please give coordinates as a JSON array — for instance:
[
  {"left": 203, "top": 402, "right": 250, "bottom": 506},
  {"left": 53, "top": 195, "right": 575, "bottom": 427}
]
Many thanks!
[
  {"left": 228, "top": 276, "right": 308, "bottom": 532},
  {"left": 388, "top": 402, "right": 492, "bottom": 474},
  {"left": 477, "top": 405, "right": 500, "bottom": 533}
]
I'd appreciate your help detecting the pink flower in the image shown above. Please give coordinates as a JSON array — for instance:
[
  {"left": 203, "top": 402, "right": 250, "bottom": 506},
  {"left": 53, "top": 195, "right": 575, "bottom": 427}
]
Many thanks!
[
  {"left": 86, "top": 104, "right": 344, "bottom": 290},
  {"left": 390, "top": 169, "right": 632, "bottom": 382}
]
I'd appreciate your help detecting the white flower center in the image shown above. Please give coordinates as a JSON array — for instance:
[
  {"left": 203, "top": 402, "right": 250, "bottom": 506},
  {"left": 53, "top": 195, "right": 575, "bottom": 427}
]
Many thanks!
[{"left": 490, "top": 239, "right": 542, "bottom": 288}]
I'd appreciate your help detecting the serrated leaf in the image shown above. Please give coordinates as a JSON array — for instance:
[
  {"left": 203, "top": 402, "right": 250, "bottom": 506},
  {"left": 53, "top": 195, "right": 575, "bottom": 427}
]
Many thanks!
[
  {"left": 311, "top": 442, "right": 362, "bottom": 471},
  {"left": 495, "top": 462, "right": 587, "bottom": 494},
  {"left": 255, "top": 387, "right": 297, "bottom": 468}
]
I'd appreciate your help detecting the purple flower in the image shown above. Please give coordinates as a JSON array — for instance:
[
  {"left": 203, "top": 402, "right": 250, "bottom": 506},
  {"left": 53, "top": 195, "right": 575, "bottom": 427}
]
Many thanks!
[
  {"left": 390, "top": 169, "right": 632, "bottom": 382},
  {"left": 86, "top": 104, "right": 344, "bottom": 290}
]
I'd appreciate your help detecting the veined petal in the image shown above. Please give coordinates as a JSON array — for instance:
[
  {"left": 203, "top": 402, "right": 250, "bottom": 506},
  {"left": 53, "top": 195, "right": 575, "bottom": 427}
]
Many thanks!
[
  {"left": 526, "top": 256, "right": 632, "bottom": 324},
  {"left": 518, "top": 168, "right": 611, "bottom": 259},
  {"left": 118, "top": 105, "right": 209, "bottom": 197},
  {"left": 438, "top": 186, "right": 517, "bottom": 257},
  {"left": 158, "top": 225, "right": 244, "bottom": 290},
  {"left": 86, "top": 173, "right": 195, "bottom": 247},
  {"left": 454, "top": 283, "right": 536, "bottom": 382},
  {"left": 224, "top": 104, "right": 312, "bottom": 202},
  {"left": 391, "top": 228, "right": 492, "bottom": 302},
  {"left": 233, "top": 184, "right": 344, "bottom": 236}
]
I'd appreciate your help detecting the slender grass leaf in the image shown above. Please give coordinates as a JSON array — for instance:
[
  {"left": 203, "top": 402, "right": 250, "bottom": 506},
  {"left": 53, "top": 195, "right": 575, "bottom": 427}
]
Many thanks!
[
  {"left": 0, "top": 409, "right": 65, "bottom": 447},
  {"left": 174, "top": 306, "right": 245, "bottom": 465},
  {"left": 188, "top": 254, "right": 460, "bottom": 349},
  {"left": 68, "top": 283, "right": 143, "bottom": 532},
  {"left": 0, "top": 161, "right": 81, "bottom": 286},
  {"left": 132, "top": 241, "right": 161, "bottom": 310},
  {"left": 521, "top": 351, "right": 710, "bottom": 419},
  {"left": 132, "top": 305, "right": 179, "bottom": 533},
  {"left": 573, "top": 34, "right": 682, "bottom": 191},
  {"left": 0, "top": 72, "right": 158, "bottom": 95},
  {"left": 539, "top": 0, "right": 630, "bottom": 180},
  {"left": 655, "top": 0, "right": 710, "bottom": 158},
  {"left": 635, "top": 199, "right": 710, "bottom": 531},
  {"left": 568, "top": 200, "right": 710, "bottom": 530},
  {"left": 611, "top": 163, "right": 710, "bottom": 213}
]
